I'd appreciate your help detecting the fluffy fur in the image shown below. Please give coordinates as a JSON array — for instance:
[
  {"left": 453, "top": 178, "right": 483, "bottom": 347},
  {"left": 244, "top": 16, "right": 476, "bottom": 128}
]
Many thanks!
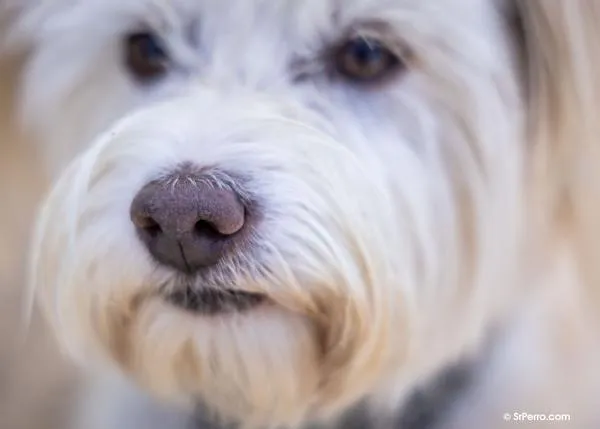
[{"left": 5, "top": 0, "right": 600, "bottom": 428}]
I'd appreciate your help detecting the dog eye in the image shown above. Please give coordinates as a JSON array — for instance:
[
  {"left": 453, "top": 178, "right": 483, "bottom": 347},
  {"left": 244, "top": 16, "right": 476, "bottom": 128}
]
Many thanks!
[
  {"left": 335, "top": 37, "right": 402, "bottom": 83},
  {"left": 125, "top": 32, "right": 169, "bottom": 82}
]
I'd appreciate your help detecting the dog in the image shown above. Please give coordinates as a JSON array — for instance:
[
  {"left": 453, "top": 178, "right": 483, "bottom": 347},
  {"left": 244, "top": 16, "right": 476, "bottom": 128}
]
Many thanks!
[{"left": 5, "top": 0, "right": 600, "bottom": 428}]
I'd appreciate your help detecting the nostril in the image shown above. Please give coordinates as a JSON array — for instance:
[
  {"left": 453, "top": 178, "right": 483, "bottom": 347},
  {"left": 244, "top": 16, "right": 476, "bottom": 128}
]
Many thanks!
[
  {"left": 144, "top": 218, "right": 163, "bottom": 238},
  {"left": 134, "top": 215, "right": 163, "bottom": 238},
  {"left": 194, "top": 220, "right": 227, "bottom": 240}
]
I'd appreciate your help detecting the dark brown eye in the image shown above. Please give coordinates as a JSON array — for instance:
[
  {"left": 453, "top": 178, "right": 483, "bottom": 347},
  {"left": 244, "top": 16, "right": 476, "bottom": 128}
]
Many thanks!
[
  {"left": 125, "top": 32, "right": 169, "bottom": 82},
  {"left": 335, "top": 37, "right": 402, "bottom": 82}
]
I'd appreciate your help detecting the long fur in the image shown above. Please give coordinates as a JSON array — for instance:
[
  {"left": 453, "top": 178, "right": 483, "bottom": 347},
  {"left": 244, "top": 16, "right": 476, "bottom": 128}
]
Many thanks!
[{"left": 5, "top": 1, "right": 600, "bottom": 428}]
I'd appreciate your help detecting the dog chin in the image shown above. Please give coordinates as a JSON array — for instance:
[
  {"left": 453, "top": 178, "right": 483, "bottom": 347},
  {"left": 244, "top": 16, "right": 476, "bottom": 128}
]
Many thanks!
[{"left": 127, "top": 294, "right": 323, "bottom": 427}]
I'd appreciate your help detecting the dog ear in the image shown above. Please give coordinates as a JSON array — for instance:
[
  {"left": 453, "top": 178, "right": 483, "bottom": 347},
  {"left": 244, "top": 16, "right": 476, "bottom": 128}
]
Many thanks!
[{"left": 516, "top": 1, "right": 600, "bottom": 313}]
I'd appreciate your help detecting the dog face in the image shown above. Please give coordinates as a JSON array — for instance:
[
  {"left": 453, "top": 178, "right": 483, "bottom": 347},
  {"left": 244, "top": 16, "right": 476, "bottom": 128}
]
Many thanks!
[{"left": 15, "top": 0, "right": 600, "bottom": 427}]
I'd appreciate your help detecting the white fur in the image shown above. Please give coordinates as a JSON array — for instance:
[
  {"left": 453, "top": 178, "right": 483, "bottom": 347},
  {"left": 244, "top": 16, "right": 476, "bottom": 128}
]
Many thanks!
[{"left": 6, "top": 0, "right": 600, "bottom": 428}]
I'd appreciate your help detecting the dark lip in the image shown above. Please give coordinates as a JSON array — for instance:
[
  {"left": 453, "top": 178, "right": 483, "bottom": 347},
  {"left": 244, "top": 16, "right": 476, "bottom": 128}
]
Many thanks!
[{"left": 166, "top": 287, "right": 267, "bottom": 315}]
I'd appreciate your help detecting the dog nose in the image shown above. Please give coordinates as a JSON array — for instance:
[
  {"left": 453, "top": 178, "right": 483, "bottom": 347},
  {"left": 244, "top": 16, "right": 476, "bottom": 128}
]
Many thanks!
[{"left": 130, "top": 173, "right": 246, "bottom": 273}]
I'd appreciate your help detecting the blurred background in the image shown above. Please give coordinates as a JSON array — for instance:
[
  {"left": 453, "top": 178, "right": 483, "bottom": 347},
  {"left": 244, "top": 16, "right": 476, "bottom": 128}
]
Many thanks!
[{"left": 0, "top": 41, "right": 79, "bottom": 429}]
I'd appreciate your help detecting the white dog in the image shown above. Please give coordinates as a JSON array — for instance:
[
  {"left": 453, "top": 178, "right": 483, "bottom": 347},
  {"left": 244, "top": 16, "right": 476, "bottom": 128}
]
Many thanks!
[{"left": 5, "top": 0, "right": 600, "bottom": 428}]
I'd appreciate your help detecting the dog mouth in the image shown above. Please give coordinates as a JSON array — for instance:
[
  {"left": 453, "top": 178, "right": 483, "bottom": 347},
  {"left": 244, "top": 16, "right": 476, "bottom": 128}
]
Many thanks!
[{"left": 166, "top": 286, "right": 267, "bottom": 315}]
